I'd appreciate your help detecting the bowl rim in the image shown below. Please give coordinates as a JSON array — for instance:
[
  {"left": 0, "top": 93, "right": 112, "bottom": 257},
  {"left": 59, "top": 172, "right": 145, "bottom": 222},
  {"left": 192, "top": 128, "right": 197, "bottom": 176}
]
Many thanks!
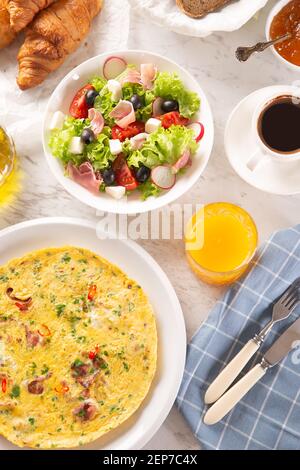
[
  {"left": 265, "top": 0, "right": 300, "bottom": 72},
  {"left": 42, "top": 49, "right": 214, "bottom": 215}
]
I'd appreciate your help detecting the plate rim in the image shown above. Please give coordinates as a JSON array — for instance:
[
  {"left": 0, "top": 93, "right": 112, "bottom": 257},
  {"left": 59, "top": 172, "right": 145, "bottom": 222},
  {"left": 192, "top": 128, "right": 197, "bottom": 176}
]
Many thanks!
[{"left": 0, "top": 217, "right": 187, "bottom": 450}]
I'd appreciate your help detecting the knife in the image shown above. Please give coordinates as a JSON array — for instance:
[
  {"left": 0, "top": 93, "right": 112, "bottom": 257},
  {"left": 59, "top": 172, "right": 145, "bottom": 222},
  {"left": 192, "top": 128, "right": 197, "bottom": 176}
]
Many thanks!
[{"left": 204, "top": 317, "right": 300, "bottom": 426}]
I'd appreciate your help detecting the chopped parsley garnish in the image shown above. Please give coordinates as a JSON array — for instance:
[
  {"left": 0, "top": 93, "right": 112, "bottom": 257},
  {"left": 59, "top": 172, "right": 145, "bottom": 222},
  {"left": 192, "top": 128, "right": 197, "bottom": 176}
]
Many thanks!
[
  {"left": 28, "top": 417, "right": 35, "bottom": 426},
  {"left": 10, "top": 385, "right": 20, "bottom": 398},
  {"left": 61, "top": 253, "right": 71, "bottom": 263},
  {"left": 56, "top": 304, "right": 66, "bottom": 317},
  {"left": 0, "top": 275, "right": 8, "bottom": 282},
  {"left": 123, "top": 362, "right": 130, "bottom": 372},
  {"left": 78, "top": 259, "right": 88, "bottom": 264},
  {"left": 113, "top": 305, "right": 122, "bottom": 317},
  {"left": 76, "top": 336, "right": 86, "bottom": 344},
  {"left": 41, "top": 365, "right": 49, "bottom": 375},
  {"left": 128, "top": 302, "right": 135, "bottom": 312},
  {"left": 72, "top": 359, "right": 84, "bottom": 368}
]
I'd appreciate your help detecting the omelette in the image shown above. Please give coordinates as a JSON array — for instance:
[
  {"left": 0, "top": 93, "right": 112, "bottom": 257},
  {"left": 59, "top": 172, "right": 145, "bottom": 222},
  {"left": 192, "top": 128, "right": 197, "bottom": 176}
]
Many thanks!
[{"left": 0, "top": 246, "right": 157, "bottom": 449}]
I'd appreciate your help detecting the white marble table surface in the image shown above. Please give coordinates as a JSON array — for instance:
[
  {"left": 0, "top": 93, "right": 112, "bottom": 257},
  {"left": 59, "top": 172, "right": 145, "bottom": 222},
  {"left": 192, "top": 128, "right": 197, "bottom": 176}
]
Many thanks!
[{"left": 0, "top": 0, "right": 299, "bottom": 451}]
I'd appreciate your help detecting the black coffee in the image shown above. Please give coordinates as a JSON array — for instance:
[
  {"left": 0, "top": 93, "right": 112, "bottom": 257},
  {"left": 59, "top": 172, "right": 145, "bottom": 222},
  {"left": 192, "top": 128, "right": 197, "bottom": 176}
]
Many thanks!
[{"left": 258, "top": 95, "right": 300, "bottom": 153}]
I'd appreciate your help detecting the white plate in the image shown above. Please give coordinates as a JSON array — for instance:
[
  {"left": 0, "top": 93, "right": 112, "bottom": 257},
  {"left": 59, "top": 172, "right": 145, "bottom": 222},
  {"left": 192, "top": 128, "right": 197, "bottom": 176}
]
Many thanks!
[
  {"left": 128, "top": 0, "right": 269, "bottom": 38},
  {"left": 0, "top": 217, "right": 186, "bottom": 450},
  {"left": 43, "top": 50, "right": 214, "bottom": 215},
  {"left": 225, "top": 85, "right": 300, "bottom": 196}
]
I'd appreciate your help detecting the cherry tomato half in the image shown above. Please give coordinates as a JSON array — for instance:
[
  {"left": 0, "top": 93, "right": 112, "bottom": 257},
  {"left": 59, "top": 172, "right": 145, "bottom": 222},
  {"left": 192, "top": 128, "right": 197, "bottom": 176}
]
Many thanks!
[
  {"left": 159, "top": 111, "right": 189, "bottom": 129},
  {"left": 113, "top": 155, "right": 138, "bottom": 191},
  {"left": 111, "top": 121, "right": 145, "bottom": 142},
  {"left": 69, "top": 84, "right": 95, "bottom": 119}
]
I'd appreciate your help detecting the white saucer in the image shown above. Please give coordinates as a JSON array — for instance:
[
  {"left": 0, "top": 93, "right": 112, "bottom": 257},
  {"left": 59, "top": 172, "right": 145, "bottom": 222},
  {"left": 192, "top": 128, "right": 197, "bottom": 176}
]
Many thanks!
[{"left": 225, "top": 86, "right": 300, "bottom": 196}]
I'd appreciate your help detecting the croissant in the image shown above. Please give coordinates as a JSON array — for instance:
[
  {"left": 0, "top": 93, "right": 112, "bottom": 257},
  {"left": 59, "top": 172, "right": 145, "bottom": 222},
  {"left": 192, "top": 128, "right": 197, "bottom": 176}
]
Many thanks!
[
  {"left": 17, "top": 0, "right": 103, "bottom": 90},
  {"left": 0, "top": 0, "right": 16, "bottom": 49},
  {"left": 7, "top": 0, "right": 57, "bottom": 32}
]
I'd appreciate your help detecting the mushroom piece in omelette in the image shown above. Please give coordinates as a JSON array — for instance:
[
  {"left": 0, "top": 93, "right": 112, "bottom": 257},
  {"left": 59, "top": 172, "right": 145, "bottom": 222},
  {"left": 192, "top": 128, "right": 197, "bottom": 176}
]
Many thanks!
[{"left": 0, "top": 247, "right": 157, "bottom": 448}]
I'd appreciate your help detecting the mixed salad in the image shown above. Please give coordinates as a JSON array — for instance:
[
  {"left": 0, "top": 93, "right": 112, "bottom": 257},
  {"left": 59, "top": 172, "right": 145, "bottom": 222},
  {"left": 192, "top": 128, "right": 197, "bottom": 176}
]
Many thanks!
[{"left": 49, "top": 56, "right": 204, "bottom": 200}]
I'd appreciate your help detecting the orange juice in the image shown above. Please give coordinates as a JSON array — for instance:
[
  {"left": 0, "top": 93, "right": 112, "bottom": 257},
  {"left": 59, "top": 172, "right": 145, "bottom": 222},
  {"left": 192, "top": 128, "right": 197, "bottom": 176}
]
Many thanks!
[{"left": 185, "top": 202, "right": 258, "bottom": 285}]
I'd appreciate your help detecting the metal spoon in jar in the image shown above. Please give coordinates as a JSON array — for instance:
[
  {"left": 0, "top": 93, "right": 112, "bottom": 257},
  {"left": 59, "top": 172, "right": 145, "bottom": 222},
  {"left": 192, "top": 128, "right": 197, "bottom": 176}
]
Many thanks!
[{"left": 235, "top": 32, "right": 292, "bottom": 62}]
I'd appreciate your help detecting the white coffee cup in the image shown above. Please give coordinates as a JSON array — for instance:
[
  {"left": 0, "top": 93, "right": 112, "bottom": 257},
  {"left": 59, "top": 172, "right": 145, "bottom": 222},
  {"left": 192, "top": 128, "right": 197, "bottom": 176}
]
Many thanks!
[{"left": 247, "top": 91, "right": 300, "bottom": 171}]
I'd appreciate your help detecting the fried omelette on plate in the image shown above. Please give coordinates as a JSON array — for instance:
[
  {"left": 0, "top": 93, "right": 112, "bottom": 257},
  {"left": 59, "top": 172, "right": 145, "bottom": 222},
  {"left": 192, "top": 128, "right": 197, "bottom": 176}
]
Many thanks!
[{"left": 0, "top": 246, "right": 157, "bottom": 448}]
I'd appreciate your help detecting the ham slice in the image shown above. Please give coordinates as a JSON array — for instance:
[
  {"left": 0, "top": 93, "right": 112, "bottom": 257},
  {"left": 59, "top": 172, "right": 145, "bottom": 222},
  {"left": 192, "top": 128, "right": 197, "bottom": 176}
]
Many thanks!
[
  {"left": 67, "top": 162, "right": 102, "bottom": 195},
  {"left": 109, "top": 100, "right": 136, "bottom": 129},
  {"left": 119, "top": 69, "right": 141, "bottom": 86},
  {"left": 130, "top": 133, "right": 149, "bottom": 150},
  {"left": 25, "top": 326, "right": 40, "bottom": 348},
  {"left": 172, "top": 149, "right": 191, "bottom": 174},
  {"left": 141, "top": 63, "right": 157, "bottom": 90},
  {"left": 88, "top": 108, "right": 104, "bottom": 137}
]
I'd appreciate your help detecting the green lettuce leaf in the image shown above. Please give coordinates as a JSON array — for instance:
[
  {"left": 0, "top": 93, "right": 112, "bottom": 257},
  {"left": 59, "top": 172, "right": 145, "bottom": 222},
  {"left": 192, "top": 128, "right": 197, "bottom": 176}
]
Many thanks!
[
  {"left": 90, "top": 76, "right": 107, "bottom": 93},
  {"left": 152, "top": 72, "right": 200, "bottom": 119},
  {"left": 127, "top": 125, "right": 198, "bottom": 169},
  {"left": 49, "top": 117, "right": 86, "bottom": 165},
  {"left": 138, "top": 181, "right": 161, "bottom": 200},
  {"left": 94, "top": 87, "right": 115, "bottom": 127},
  {"left": 86, "top": 133, "right": 115, "bottom": 171}
]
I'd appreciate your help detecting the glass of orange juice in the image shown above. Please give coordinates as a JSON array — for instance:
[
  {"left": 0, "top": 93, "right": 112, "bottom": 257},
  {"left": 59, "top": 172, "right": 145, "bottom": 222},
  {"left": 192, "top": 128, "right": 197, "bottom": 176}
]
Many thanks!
[
  {"left": 185, "top": 202, "right": 258, "bottom": 286},
  {"left": 0, "top": 126, "right": 15, "bottom": 188}
]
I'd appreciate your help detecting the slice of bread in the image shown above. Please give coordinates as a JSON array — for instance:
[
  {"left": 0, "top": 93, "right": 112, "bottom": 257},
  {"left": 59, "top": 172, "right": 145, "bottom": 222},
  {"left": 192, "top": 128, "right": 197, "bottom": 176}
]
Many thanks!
[{"left": 176, "top": 0, "right": 233, "bottom": 19}]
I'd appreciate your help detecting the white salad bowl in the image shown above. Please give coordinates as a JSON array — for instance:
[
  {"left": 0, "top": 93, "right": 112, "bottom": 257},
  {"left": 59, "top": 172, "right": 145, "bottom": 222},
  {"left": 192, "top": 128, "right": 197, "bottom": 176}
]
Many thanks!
[{"left": 43, "top": 50, "right": 214, "bottom": 215}]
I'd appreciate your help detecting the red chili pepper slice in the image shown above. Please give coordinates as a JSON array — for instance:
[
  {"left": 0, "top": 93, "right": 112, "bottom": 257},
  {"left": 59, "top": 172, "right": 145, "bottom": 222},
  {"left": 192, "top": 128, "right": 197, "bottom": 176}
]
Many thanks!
[
  {"left": 88, "top": 345, "right": 100, "bottom": 360},
  {"left": 55, "top": 383, "right": 70, "bottom": 394},
  {"left": 15, "top": 302, "right": 29, "bottom": 311},
  {"left": 38, "top": 324, "right": 51, "bottom": 337},
  {"left": 1, "top": 378, "right": 7, "bottom": 394},
  {"left": 88, "top": 284, "right": 97, "bottom": 301}
]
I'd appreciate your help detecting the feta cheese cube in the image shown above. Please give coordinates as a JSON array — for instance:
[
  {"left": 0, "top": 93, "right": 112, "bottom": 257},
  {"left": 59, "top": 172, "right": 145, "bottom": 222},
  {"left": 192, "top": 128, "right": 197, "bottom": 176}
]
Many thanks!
[
  {"left": 145, "top": 118, "right": 162, "bottom": 134},
  {"left": 105, "top": 186, "right": 126, "bottom": 200},
  {"left": 109, "top": 139, "right": 122, "bottom": 155},
  {"left": 69, "top": 136, "right": 84, "bottom": 154},
  {"left": 107, "top": 80, "right": 122, "bottom": 102},
  {"left": 49, "top": 111, "right": 65, "bottom": 130}
]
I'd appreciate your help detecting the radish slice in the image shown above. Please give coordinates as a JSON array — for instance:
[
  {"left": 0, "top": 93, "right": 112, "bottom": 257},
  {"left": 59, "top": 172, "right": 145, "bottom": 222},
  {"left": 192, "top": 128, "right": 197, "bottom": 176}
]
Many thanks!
[
  {"left": 103, "top": 56, "right": 127, "bottom": 80},
  {"left": 187, "top": 122, "right": 205, "bottom": 143},
  {"left": 152, "top": 97, "right": 164, "bottom": 117},
  {"left": 151, "top": 165, "right": 176, "bottom": 190}
]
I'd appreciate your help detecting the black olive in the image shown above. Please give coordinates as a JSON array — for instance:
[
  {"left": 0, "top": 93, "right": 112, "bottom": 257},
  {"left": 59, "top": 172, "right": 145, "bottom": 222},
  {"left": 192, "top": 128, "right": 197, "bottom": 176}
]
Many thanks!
[
  {"left": 102, "top": 168, "right": 115, "bottom": 186},
  {"left": 161, "top": 100, "right": 179, "bottom": 113},
  {"left": 135, "top": 165, "right": 150, "bottom": 183},
  {"left": 130, "top": 94, "right": 143, "bottom": 111},
  {"left": 81, "top": 128, "right": 95, "bottom": 144},
  {"left": 85, "top": 89, "right": 99, "bottom": 107}
]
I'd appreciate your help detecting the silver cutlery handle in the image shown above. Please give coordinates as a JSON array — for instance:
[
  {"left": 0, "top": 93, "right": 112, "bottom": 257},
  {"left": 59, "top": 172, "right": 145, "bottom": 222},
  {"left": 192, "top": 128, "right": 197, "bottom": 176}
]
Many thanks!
[
  {"left": 204, "top": 339, "right": 260, "bottom": 404},
  {"left": 204, "top": 363, "right": 266, "bottom": 425}
]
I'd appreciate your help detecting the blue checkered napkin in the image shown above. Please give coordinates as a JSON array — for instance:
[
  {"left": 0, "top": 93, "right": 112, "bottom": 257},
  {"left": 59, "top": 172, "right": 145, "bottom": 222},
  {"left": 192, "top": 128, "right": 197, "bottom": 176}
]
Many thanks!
[{"left": 177, "top": 225, "right": 300, "bottom": 450}]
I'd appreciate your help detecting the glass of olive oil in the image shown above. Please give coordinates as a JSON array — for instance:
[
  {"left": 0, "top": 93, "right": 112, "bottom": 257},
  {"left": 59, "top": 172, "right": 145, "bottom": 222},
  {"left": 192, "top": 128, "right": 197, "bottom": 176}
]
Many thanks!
[{"left": 0, "top": 126, "right": 15, "bottom": 188}]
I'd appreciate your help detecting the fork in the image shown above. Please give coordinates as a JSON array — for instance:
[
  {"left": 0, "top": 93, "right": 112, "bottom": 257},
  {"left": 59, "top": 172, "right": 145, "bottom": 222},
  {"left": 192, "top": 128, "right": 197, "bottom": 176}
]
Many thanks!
[{"left": 204, "top": 278, "right": 300, "bottom": 404}]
